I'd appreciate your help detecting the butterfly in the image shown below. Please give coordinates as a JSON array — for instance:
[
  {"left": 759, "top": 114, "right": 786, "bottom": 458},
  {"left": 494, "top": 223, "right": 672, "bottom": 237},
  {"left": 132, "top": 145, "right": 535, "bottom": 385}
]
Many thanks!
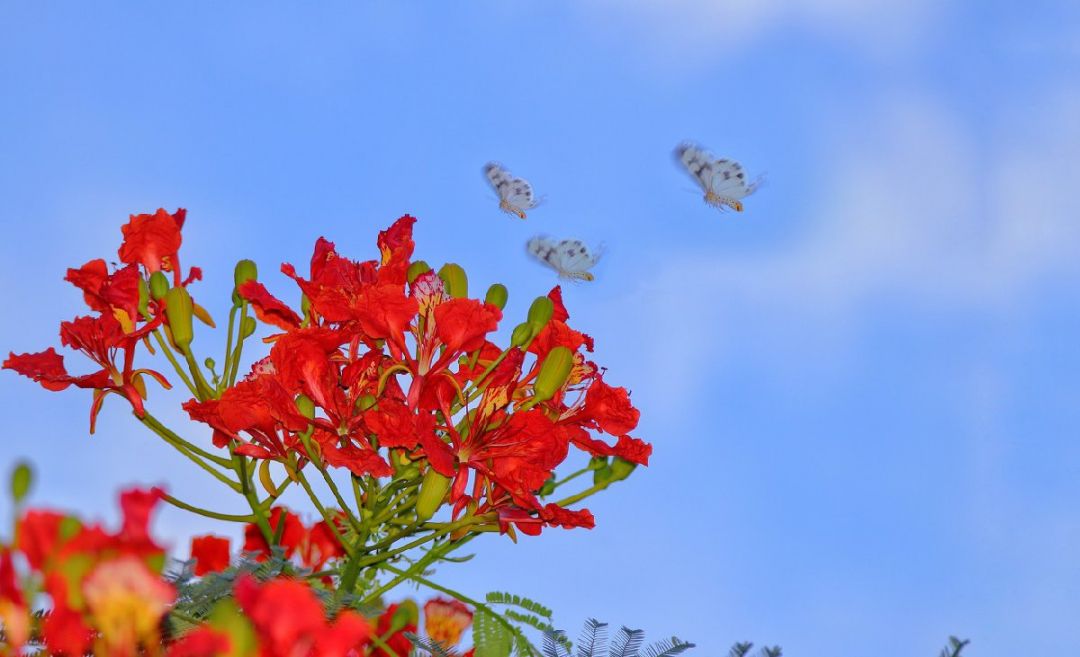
[
  {"left": 674, "top": 142, "right": 763, "bottom": 212},
  {"left": 484, "top": 162, "right": 539, "bottom": 219},
  {"left": 526, "top": 236, "right": 602, "bottom": 281}
]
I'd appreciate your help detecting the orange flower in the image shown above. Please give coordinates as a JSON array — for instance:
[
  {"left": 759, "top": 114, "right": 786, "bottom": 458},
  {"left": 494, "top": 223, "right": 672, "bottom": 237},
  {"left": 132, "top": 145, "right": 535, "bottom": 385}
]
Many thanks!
[
  {"left": 81, "top": 555, "right": 176, "bottom": 657},
  {"left": 424, "top": 597, "right": 473, "bottom": 648}
]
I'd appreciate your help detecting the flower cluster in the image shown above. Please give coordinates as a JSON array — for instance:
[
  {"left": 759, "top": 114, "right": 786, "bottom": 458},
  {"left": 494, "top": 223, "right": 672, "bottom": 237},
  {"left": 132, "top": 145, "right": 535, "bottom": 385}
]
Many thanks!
[
  {"left": 2, "top": 208, "right": 653, "bottom": 656},
  {"left": 0, "top": 487, "right": 476, "bottom": 657}
]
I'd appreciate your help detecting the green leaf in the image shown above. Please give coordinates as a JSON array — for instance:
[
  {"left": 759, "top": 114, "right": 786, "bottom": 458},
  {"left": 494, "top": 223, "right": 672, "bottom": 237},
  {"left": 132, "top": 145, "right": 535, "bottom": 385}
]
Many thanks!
[{"left": 475, "top": 610, "right": 514, "bottom": 657}]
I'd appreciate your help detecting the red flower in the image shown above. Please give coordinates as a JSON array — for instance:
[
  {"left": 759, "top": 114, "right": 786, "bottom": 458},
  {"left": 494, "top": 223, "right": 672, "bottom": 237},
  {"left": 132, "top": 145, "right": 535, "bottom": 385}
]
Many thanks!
[
  {"left": 42, "top": 576, "right": 94, "bottom": 657},
  {"left": 4, "top": 311, "right": 170, "bottom": 432},
  {"left": 313, "top": 611, "right": 373, "bottom": 657},
  {"left": 235, "top": 576, "right": 327, "bottom": 657},
  {"left": 166, "top": 627, "right": 232, "bottom": 657},
  {"left": 15, "top": 509, "right": 67, "bottom": 570},
  {"left": 374, "top": 603, "right": 417, "bottom": 657},
  {"left": 613, "top": 435, "right": 652, "bottom": 466},
  {"left": 243, "top": 508, "right": 305, "bottom": 560},
  {"left": 296, "top": 519, "right": 346, "bottom": 571},
  {"left": 118, "top": 486, "right": 165, "bottom": 549},
  {"left": 582, "top": 377, "right": 640, "bottom": 436},
  {"left": 434, "top": 298, "right": 502, "bottom": 353},
  {"left": 190, "top": 535, "right": 231, "bottom": 576},
  {"left": 183, "top": 372, "right": 306, "bottom": 456},
  {"left": 376, "top": 215, "right": 417, "bottom": 285},
  {"left": 539, "top": 503, "right": 595, "bottom": 530},
  {"left": 118, "top": 208, "right": 185, "bottom": 279},
  {"left": 238, "top": 280, "right": 303, "bottom": 331},
  {"left": 65, "top": 260, "right": 143, "bottom": 326}
]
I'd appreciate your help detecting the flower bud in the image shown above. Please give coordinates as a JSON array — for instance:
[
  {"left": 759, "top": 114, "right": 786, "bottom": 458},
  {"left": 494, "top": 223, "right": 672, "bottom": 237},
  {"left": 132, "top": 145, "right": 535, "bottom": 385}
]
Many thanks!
[
  {"left": 415, "top": 468, "right": 452, "bottom": 522},
  {"left": 438, "top": 263, "right": 468, "bottom": 299},
  {"left": 164, "top": 287, "right": 195, "bottom": 351},
  {"left": 407, "top": 260, "right": 431, "bottom": 284},
  {"left": 390, "top": 599, "right": 420, "bottom": 634},
  {"left": 355, "top": 394, "right": 377, "bottom": 411},
  {"left": 532, "top": 346, "right": 574, "bottom": 403},
  {"left": 204, "top": 357, "right": 216, "bottom": 371},
  {"left": 295, "top": 394, "right": 315, "bottom": 420},
  {"left": 10, "top": 461, "right": 33, "bottom": 504},
  {"left": 485, "top": 283, "right": 509, "bottom": 310},
  {"left": 510, "top": 322, "right": 533, "bottom": 347},
  {"left": 137, "top": 277, "right": 150, "bottom": 316},
  {"left": 609, "top": 457, "right": 637, "bottom": 482},
  {"left": 148, "top": 271, "right": 170, "bottom": 301},
  {"left": 539, "top": 475, "right": 556, "bottom": 497},
  {"left": 527, "top": 296, "right": 554, "bottom": 335},
  {"left": 240, "top": 316, "right": 257, "bottom": 339},
  {"left": 234, "top": 259, "right": 258, "bottom": 288}
]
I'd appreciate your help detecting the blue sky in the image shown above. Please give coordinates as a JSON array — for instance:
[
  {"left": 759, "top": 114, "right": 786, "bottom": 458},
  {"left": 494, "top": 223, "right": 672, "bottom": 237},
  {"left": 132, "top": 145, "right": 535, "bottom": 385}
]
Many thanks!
[{"left": 2, "top": 2, "right": 1079, "bottom": 655}]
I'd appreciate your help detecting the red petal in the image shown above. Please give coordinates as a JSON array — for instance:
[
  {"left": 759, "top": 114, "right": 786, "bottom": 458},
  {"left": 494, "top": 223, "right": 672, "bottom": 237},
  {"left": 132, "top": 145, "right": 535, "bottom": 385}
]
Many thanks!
[
  {"left": 190, "top": 535, "right": 231, "bottom": 576},
  {"left": 238, "top": 280, "right": 302, "bottom": 331}
]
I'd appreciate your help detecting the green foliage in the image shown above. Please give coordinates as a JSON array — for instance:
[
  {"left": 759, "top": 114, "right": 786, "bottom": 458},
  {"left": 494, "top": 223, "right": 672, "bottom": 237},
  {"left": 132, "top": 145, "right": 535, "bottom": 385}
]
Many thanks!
[
  {"left": 938, "top": 636, "right": 970, "bottom": 657},
  {"left": 727, "top": 643, "right": 781, "bottom": 657},
  {"left": 538, "top": 620, "right": 693, "bottom": 657},
  {"left": 9, "top": 460, "right": 32, "bottom": 504}
]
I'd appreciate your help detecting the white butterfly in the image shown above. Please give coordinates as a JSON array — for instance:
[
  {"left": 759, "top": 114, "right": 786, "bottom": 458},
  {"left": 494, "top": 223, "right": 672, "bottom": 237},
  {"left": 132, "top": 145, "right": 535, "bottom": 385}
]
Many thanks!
[
  {"left": 484, "top": 162, "right": 539, "bottom": 219},
  {"left": 674, "top": 142, "right": 763, "bottom": 212},
  {"left": 526, "top": 236, "right": 601, "bottom": 282}
]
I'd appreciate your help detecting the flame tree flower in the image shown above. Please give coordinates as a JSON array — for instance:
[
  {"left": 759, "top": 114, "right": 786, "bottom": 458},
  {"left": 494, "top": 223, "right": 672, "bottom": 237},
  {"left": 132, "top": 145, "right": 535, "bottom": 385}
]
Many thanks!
[{"left": 2, "top": 209, "right": 651, "bottom": 625}]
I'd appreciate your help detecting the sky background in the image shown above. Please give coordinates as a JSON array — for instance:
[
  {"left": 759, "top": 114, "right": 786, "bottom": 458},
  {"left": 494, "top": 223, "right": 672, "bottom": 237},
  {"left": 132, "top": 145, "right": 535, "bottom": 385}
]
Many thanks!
[{"left": 2, "top": 2, "right": 1079, "bottom": 655}]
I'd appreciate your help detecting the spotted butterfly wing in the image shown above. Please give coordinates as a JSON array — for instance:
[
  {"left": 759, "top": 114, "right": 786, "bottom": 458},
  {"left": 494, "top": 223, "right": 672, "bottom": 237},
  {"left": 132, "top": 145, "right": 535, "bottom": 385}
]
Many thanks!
[
  {"left": 674, "top": 142, "right": 762, "bottom": 212},
  {"left": 484, "top": 162, "right": 537, "bottom": 219},
  {"left": 526, "top": 236, "right": 600, "bottom": 281}
]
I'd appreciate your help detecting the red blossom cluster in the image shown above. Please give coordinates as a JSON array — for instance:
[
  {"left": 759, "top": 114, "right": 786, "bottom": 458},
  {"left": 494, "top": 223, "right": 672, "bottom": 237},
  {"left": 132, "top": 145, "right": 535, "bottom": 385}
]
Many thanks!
[
  {"left": 2, "top": 209, "right": 200, "bottom": 431},
  {"left": 4, "top": 210, "right": 651, "bottom": 538},
  {"left": 185, "top": 215, "right": 649, "bottom": 534},
  {"left": 1, "top": 487, "right": 171, "bottom": 656}
]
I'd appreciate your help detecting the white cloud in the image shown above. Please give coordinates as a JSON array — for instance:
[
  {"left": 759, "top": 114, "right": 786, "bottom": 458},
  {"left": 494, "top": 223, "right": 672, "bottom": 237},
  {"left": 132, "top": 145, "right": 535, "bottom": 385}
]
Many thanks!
[{"left": 580, "top": 0, "right": 945, "bottom": 62}]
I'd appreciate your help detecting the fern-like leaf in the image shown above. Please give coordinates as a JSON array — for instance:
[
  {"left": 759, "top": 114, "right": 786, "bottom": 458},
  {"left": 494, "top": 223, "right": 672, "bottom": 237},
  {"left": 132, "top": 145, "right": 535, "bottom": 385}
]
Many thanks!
[
  {"left": 408, "top": 632, "right": 460, "bottom": 657},
  {"left": 487, "top": 592, "right": 554, "bottom": 619},
  {"left": 758, "top": 648, "right": 782, "bottom": 657},
  {"left": 609, "top": 627, "right": 645, "bottom": 657},
  {"left": 576, "top": 618, "right": 609, "bottom": 657},
  {"left": 642, "top": 636, "right": 694, "bottom": 657},
  {"left": 543, "top": 630, "right": 572, "bottom": 657},
  {"left": 938, "top": 636, "right": 970, "bottom": 657},
  {"left": 728, "top": 643, "right": 753, "bottom": 657}
]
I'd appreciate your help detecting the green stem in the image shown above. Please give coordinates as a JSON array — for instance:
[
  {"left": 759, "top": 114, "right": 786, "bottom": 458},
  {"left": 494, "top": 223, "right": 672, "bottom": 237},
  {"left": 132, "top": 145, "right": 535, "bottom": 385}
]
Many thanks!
[
  {"left": 219, "top": 305, "right": 238, "bottom": 394},
  {"left": 138, "top": 415, "right": 240, "bottom": 491},
  {"left": 295, "top": 469, "right": 355, "bottom": 557},
  {"left": 226, "top": 303, "right": 249, "bottom": 386},
  {"left": 360, "top": 539, "right": 453, "bottom": 605},
  {"left": 141, "top": 413, "right": 232, "bottom": 467},
  {"left": 554, "top": 482, "right": 609, "bottom": 508},
  {"left": 353, "top": 514, "right": 492, "bottom": 570},
  {"left": 161, "top": 492, "right": 255, "bottom": 522},
  {"left": 152, "top": 329, "right": 199, "bottom": 397},
  {"left": 182, "top": 350, "right": 214, "bottom": 399}
]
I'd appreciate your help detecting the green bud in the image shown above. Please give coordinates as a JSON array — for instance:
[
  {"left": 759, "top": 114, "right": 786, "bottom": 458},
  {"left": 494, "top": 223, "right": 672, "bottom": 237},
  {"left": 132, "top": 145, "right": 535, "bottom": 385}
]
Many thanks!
[
  {"left": 59, "top": 516, "right": 82, "bottom": 541},
  {"left": 11, "top": 461, "right": 33, "bottom": 504},
  {"left": 164, "top": 287, "right": 195, "bottom": 351},
  {"left": 484, "top": 283, "right": 509, "bottom": 310},
  {"left": 137, "top": 277, "right": 150, "bottom": 316},
  {"left": 407, "top": 260, "right": 431, "bottom": 284},
  {"left": 148, "top": 271, "right": 170, "bottom": 301},
  {"left": 356, "top": 394, "right": 377, "bottom": 411},
  {"left": 296, "top": 394, "right": 316, "bottom": 420},
  {"left": 204, "top": 357, "right": 216, "bottom": 371},
  {"left": 533, "top": 346, "right": 574, "bottom": 403},
  {"left": 415, "top": 468, "right": 452, "bottom": 522},
  {"left": 527, "top": 296, "right": 554, "bottom": 328},
  {"left": 609, "top": 457, "right": 637, "bottom": 482},
  {"left": 240, "top": 316, "right": 257, "bottom": 339},
  {"left": 234, "top": 259, "right": 258, "bottom": 287},
  {"left": 510, "top": 322, "right": 534, "bottom": 347},
  {"left": 539, "top": 475, "right": 556, "bottom": 497},
  {"left": 593, "top": 464, "right": 614, "bottom": 486},
  {"left": 438, "top": 263, "right": 468, "bottom": 298},
  {"left": 390, "top": 599, "right": 420, "bottom": 633},
  {"left": 208, "top": 598, "right": 258, "bottom": 657}
]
